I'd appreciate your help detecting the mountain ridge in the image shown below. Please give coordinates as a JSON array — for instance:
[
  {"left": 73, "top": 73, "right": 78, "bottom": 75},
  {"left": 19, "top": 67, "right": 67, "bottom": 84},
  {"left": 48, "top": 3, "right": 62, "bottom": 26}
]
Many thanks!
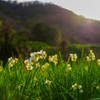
[{"left": 0, "top": 0, "right": 100, "bottom": 44}]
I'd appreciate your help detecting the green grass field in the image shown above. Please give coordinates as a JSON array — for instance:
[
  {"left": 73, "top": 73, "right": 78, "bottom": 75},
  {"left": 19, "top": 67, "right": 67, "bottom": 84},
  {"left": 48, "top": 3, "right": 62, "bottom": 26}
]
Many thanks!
[{"left": 0, "top": 49, "right": 100, "bottom": 100}]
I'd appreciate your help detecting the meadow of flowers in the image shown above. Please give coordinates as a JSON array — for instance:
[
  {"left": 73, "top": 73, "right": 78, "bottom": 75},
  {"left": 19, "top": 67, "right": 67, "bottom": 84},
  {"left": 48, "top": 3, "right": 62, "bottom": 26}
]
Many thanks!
[{"left": 0, "top": 49, "right": 100, "bottom": 100}]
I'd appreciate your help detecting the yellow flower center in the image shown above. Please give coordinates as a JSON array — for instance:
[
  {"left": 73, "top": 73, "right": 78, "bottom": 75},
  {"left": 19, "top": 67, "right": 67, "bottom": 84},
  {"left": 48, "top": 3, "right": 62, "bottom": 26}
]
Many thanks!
[
  {"left": 31, "top": 60, "right": 35, "bottom": 63},
  {"left": 35, "top": 54, "right": 39, "bottom": 58},
  {"left": 28, "top": 67, "right": 31, "bottom": 70},
  {"left": 25, "top": 62, "right": 28, "bottom": 65},
  {"left": 44, "top": 54, "right": 47, "bottom": 58}
]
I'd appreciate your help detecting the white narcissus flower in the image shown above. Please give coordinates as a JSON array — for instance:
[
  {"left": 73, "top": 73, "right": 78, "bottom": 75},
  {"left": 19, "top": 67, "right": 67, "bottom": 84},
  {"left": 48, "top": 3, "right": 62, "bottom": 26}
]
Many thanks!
[
  {"left": 70, "top": 54, "right": 73, "bottom": 58},
  {"left": 74, "top": 54, "right": 77, "bottom": 59},
  {"left": 34, "top": 53, "right": 39, "bottom": 59},
  {"left": 70, "top": 53, "right": 77, "bottom": 61},
  {"left": 39, "top": 50, "right": 43, "bottom": 54},
  {"left": 71, "top": 58, "right": 74, "bottom": 62},
  {"left": 74, "top": 83, "right": 77, "bottom": 87},
  {"left": 67, "top": 64, "right": 70, "bottom": 67},
  {"left": 48, "top": 54, "right": 58, "bottom": 65},
  {"left": 87, "top": 50, "right": 96, "bottom": 61},
  {"left": 30, "top": 52, "right": 34, "bottom": 57},
  {"left": 30, "top": 57, "right": 36, "bottom": 65},
  {"left": 53, "top": 61, "right": 58, "bottom": 66},
  {"left": 49, "top": 56, "right": 53, "bottom": 62},
  {"left": 97, "top": 59, "right": 100, "bottom": 62},
  {"left": 91, "top": 53, "right": 95, "bottom": 60},
  {"left": 30, "top": 50, "right": 45, "bottom": 59},
  {"left": 26, "top": 65, "right": 33, "bottom": 70},
  {"left": 15, "top": 58, "right": 18, "bottom": 63},
  {"left": 36, "top": 63, "right": 40, "bottom": 68},
  {"left": 90, "top": 50, "right": 93, "bottom": 54},
  {"left": 78, "top": 85, "right": 82, "bottom": 89},
  {"left": 71, "top": 83, "right": 78, "bottom": 90},
  {"left": 8, "top": 57, "right": 13, "bottom": 62},
  {"left": 43, "top": 51, "right": 47, "bottom": 59},
  {"left": 8, "top": 57, "right": 19, "bottom": 68},
  {"left": 66, "top": 64, "right": 72, "bottom": 71},
  {"left": 24, "top": 59, "right": 30, "bottom": 66},
  {"left": 97, "top": 59, "right": 100, "bottom": 65},
  {"left": 39, "top": 50, "right": 47, "bottom": 59},
  {"left": 68, "top": 67, "right": 72, "bottom": 70},
  {"left": 71, "top": 84, "right": 77, "bottom": 90},
  {"left": 45, "top": 79, "right": 52, "bottom": 85},
  {"left": 37, "top": 50, "right": 47, "bottom": 59},
  {"left": 96, "top": 86, "right": 99, "bottom": 89},
  {"left": 8, "top": 63, "right": 13, "bottom": 68},
  {"left": 72, "top": 85, "right": 75, "bottom": 89},
  {"left": 86, "top": 56, "right": 91, "bottom": 62},
  {"left": 30, "top": 52, "right": 39, "bottom": 61},
  {"left": 12, "top": 60, "right": 15, "bottom": 65},
  {"left": 53, "top": 54, "right": 58, "bottom": 61},
  {"left": 79, "top": 89, "right": 83, "bottom": 93}
]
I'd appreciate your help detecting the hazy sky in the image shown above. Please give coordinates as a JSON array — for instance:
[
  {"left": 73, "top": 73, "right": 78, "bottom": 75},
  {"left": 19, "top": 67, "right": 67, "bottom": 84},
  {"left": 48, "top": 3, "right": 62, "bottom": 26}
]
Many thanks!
[{"left": 16, "top": 0, "right": 100, "bottom": 20}]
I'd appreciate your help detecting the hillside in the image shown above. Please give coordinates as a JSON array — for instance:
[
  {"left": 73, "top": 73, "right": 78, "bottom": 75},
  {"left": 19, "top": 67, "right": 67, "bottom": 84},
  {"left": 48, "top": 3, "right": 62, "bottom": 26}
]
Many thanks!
[{"left": 0, "top": 0, "right": 100, "bottom": 45}]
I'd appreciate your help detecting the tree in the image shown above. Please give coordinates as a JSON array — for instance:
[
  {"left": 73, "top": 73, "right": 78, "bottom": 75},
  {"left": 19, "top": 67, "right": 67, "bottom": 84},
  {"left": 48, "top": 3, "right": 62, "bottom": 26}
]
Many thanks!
[
  {"left": 0, "top": 20, "right": 18, "bottom": 64},
  {"left": 32, "top": 23, "right": 61, "bottom": 46}
]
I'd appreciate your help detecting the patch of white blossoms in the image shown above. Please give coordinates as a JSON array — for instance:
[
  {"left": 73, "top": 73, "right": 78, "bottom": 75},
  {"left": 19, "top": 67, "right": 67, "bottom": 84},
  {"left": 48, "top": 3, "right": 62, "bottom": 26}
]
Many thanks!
[
  {"left": 8, "top": 57, "right": 18, "bottom": 68},
  {"left": 71, "top": 83, "right": 83, "bottom": 93},
  {"left": 45, "top": 79, "right": 52, "bottom": 85},
  {"left": 48, "top": 54, "right": 58, "bottom": 65},
  {"left": 24, "top": 50, "right": 47, "bottom": 70},
  {"left": 66, "top": 64, "right": 72, "bottom": 71},
  {"left": 87, "top": 50, "right": 95, "bottom": 61},
  {"left": 70, "top": 53, "right": 77, "bottom": 61}
]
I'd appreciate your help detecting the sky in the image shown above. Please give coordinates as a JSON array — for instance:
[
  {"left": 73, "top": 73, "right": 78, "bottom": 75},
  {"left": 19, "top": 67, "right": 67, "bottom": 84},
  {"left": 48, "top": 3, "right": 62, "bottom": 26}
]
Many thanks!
[{"left": 15, "top": 0, "right": 100, "bottom": 21}]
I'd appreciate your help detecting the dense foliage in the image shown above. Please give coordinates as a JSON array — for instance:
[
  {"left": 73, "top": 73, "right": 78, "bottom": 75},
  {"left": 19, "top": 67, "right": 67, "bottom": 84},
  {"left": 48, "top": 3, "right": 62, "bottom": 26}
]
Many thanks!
[
  {"left": 0, "top": 49, "right": 100, "bottom": 100},
  {"left": 33, "top": 23, "right": 61, "bottom": 46}
]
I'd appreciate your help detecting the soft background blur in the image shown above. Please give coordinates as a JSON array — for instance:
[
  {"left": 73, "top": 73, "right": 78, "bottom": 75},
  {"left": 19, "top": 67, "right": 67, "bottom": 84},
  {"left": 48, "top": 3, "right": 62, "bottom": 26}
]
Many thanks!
[{"left": 0, "top": 0, "right": 100, "bottom": 63}]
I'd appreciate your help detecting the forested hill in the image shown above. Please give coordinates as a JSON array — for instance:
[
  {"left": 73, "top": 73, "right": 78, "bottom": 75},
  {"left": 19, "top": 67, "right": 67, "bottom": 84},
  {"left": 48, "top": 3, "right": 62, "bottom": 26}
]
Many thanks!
[{"left": 0, "top": 0, "right": 100, "bottom": 44}]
